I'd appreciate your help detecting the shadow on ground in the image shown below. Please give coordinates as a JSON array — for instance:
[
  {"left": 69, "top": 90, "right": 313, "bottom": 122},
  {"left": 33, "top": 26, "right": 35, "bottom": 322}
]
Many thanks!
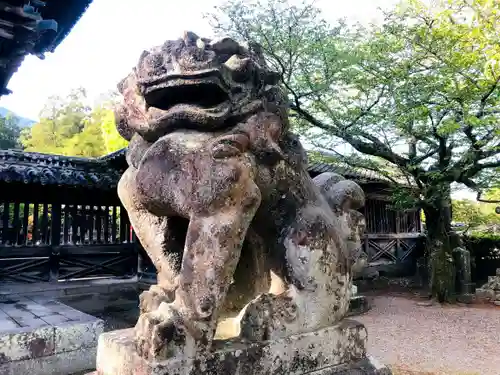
[{"left": 57, "top": 287, "right": 140, "bottom": 332}]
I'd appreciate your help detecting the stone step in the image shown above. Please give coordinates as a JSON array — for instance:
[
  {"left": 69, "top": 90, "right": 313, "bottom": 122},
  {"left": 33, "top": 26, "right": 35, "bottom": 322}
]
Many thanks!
[{"left": 0, "top": 296, "right": 103, "bottom": 375}]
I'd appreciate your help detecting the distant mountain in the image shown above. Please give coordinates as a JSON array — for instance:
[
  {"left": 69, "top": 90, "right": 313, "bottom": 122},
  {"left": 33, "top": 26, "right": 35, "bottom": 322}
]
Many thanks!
[{"left": 0, "top": 107, "right": 36, "bottom": 128}]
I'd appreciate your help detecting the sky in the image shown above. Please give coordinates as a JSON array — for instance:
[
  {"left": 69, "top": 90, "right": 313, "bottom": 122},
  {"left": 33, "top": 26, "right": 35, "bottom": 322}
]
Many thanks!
[
  {"left": 0, "top": 0, "right": 401, "bottom": 120},
  {"left": 0, "top": 0, "right": 476, "bottom": 199}
]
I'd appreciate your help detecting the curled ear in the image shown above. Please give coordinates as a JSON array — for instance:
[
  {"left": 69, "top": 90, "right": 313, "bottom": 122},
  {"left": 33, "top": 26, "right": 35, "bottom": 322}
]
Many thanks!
[
  {"left": 210, "top": 37, "right": 241, "bottom": 55},
  {"left": 314, "top": 172, "right": 345, "bottom": 189},
  {"left": 328, "top": 180, "right": 365, "bottom": 211},
  {"left": 314, "top": 172, "right": 365, "bottom": 211}
]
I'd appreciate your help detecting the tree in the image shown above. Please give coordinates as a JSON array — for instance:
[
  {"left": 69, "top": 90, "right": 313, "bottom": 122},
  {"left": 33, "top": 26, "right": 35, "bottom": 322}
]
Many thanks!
[
  {"left": 208, "top": 0, "right": 500, "bottom": 301},
  {"left": 95, "top": 93, "right": 129, "bottom": 154},
  {"left": 20, "top": 88, "right": 127, "bottom": 157},
  {"left": 20, "top": 88, "right": 93, "bottom": 155},
  {"left": 0, "top": 115, "right": 22, "bottom": 150},
  {"left": 452, "top": 200, "right": 487, "bottom": 227}
]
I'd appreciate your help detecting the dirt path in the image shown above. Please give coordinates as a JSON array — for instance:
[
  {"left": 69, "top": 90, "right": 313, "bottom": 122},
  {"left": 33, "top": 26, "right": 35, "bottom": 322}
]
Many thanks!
[{"left": 357, "top": 296, "right": 500, "bottom": 375}]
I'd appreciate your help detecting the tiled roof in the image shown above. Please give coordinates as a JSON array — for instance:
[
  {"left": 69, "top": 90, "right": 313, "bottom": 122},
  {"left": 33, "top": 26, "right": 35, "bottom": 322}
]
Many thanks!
[
  {"left": 0, "top": 0, "right": 93, "bottom": 95},
  {"left": 0, "top": 147, "right": 397, "bottom": 188},
  {"left": 0, "top": 149, "right": 121, "bottom": 189},
  {"left": 307, "top": 161, "right": 392, "bottom": 183}
]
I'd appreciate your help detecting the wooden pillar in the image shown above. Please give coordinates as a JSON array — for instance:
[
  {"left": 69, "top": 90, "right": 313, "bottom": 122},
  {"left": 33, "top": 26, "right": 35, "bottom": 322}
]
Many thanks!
[
  {"left": 1, "top": 202, "right": 9, "bottom": 245},
  {"left": 50, "top": 203, "right": 61, "bottom": 282},
  {"left": 395, "top": 212, "right": 401, "bottom": 262}
]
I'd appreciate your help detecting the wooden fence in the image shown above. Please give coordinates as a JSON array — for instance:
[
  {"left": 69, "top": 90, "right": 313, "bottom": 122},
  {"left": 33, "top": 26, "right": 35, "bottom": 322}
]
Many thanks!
[{"left": 0, "top": 201, "right": 137, "bottom": 283}]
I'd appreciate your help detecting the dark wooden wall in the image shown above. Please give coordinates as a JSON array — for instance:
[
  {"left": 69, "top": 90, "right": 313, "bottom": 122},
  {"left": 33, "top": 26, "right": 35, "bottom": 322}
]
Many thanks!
[
  {"left": 358, "top": 182, "right": 424, "bottom": 276},
  {"left": 0, "top": 182, "right": 137, "bottom": 283},
  {"left": 0, "top": 177, "right": 424, "bottom": 284}
]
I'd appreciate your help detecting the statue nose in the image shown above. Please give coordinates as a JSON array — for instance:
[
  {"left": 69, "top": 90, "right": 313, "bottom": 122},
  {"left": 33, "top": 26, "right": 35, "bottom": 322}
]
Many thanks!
[{"left": 258, "top": 145, "right": 285, "bottom": 166}]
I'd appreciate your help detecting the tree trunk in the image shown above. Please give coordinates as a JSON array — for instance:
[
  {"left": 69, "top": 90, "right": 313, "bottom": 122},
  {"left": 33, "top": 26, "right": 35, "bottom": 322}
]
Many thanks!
[{"left": 423, "top": 187, "right": 455, "bottom": 302}]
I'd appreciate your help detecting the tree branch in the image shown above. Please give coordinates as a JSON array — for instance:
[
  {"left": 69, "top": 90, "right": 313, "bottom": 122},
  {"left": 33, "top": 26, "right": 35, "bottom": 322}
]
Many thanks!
[
  {"left": 289, "top": 102, "right": 411, "bottom": 167},
  {"left": 459, "top": 177, "right": 500, "bottom": 203},
  {"left": 477, "top": 75, "right": 500, "bottom": 118}
]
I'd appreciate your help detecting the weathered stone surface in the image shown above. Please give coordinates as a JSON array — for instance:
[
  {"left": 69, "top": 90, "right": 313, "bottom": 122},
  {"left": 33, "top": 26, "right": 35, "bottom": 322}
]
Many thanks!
[
  {"left": 0, "top": 325, "right": 55, "bottom": 363},
  {"left": 304, "top": 357, "right": 392, "bottom": 375},
  {"left": 0, "top": 346, "right": 96, "bottom": 375},
  {"left": 475, "top": 288, "right": 495, "bottom": 300},
  {"left": 456, "top": 293, "right": 474, "bottom": 304},
  {"left": 0, "top": 297, "right": 103, "bottom": 375},
  {"left": 54, "top": 319, "right": 104, "bottom": 353},
  {"left": 476, "top": 271, "right": 500, "bottom": 305},
  {"left": 91, "top": 357, "right": 391, "bottom": 375},
  {"left": 453, "top": 247, "right": 473, "bottom": 295},
  {"left": 351, "top": 285, "right": 358, "bottom": 296},
  {"left": 94, "top": 320, "right": 390, "bottom": 375},
  {"left": 114, "top": 31, "right": 368, "bottom": 362}
]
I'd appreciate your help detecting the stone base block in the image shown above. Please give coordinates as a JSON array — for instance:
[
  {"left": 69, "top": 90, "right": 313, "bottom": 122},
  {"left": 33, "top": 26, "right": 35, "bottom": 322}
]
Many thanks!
[
  {"left": 456, "top": 293, "right": 474, "bottom": 304},
  {"left": 95, "top": 319, "right": 391, "bottom": 375},
  {"left": 2, "top": 346, "right": 96, "bottom": 375},
  {"left": 0, "top": 298, "right": 104, "bottom": 375}
]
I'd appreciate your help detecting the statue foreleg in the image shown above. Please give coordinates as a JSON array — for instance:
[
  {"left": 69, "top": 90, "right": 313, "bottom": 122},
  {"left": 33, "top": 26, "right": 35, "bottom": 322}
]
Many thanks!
[
  {"left": 135, "top": 172, "right": 262, "bottom": 359},
  {"left": 118, "top": 167, "right": 180, "bottom": 312}
]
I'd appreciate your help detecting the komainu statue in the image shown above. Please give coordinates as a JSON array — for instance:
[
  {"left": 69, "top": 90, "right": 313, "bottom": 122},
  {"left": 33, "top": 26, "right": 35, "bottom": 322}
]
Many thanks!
[{"left": 114, "top": 31, "right": 366, "bottom": 361}]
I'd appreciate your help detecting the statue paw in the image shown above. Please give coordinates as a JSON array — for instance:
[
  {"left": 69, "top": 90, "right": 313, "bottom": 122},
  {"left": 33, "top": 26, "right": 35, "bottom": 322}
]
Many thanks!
[
  {"left": 139, "top": 285, "right": 175, "bottom": 314},
  {"left": 211, "top": 133, "right": 250, "bottom": 159},
  {"left": 135, "top": 304, "right": 185, "bottom": 359},
  {"left": 238, "top": 293, "right": 298, "bottom": 342}
]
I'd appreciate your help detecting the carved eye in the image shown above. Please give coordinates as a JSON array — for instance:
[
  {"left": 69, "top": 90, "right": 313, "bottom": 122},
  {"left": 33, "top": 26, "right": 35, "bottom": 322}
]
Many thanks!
[
  {"left": 210, "top": 37, "right": 240, "bottom": 55},
  {"left": 224, "top": 55, "right": 253, "bottom": 82}
]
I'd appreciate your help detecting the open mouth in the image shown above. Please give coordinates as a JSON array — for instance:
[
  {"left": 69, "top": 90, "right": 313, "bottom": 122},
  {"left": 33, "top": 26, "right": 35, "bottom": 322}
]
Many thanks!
[{"left": 144, "top": 81, "right": 230, "bottom": 111}]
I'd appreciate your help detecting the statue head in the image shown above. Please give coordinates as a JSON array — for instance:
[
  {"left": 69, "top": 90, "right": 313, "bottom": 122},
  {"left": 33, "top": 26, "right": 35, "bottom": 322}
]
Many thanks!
[{"left": 115, "top": 31, "right": 287, "bottom": 142}]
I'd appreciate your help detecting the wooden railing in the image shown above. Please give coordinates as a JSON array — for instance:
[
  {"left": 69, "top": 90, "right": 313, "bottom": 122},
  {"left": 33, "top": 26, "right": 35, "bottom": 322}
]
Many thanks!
[
  {"left": 0, "top": 201, "right": 137, "bottom": 283},
  {"left": 360, "top": 199, "right": 421, "bottom": 234}
]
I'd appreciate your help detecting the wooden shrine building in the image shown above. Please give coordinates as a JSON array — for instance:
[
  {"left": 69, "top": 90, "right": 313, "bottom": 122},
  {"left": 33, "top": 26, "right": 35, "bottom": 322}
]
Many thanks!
[
  {"left": 0, "top": 148, "right": 424, "bottom": 284},
  {"left": 0, "top": 0, "right": 423, "bottom": 285},
  {"left": 0, "top": 0, "right": 93, "bottom": 96}
]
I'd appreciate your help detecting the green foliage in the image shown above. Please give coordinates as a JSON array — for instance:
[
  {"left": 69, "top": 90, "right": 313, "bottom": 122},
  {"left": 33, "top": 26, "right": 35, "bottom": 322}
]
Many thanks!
[
  {"left": 463, "top": 233, "right": 500, "bottom": 273},
  {"left": 94, "top": 91, "right": 128, "bottom": 154},
  {"left": 467, "top": 232, "right": 500, "bottom": 241},
  {"left": 0, "top": 115, "right": 22, "bottom": 150},
  {"left": 209, "top": 0, "right": 500, "bottom": 201},
  {"left": 20, "top": 88, "right": 127, "bottom": 157},
  {"left": 208, "top": 0, "right": 500, "bottom": 300},
  {"left": 452, "top": 198, "right": 500, "bottom": 228}
]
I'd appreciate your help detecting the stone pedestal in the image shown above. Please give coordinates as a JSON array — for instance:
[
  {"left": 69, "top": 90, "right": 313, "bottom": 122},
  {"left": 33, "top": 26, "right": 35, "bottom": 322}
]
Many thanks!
[
  {"left": 94, "top": 319, "right": 391, "bottom": 375},
  {"left": 453, "top": 247, "right": 474, "bottom": 303}
]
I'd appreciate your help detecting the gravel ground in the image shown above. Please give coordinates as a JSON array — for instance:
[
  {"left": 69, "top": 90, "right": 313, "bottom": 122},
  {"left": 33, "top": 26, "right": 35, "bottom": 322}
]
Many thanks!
[{"left": 357, "top": 296, "right": 500, "bottom": 375}]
